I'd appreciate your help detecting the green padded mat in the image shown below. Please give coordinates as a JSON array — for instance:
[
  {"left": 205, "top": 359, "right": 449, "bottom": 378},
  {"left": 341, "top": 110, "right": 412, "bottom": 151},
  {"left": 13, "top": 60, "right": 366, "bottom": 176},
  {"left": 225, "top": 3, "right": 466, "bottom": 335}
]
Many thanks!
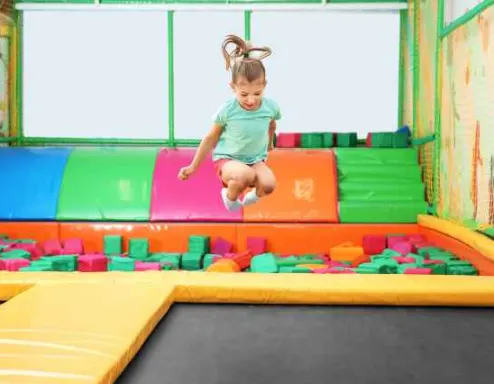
[
  {"left": 338, "top": 201, "right": 428, "bottom": 223},
  {"left": 335, "top": 148, "right": 419, "bottom": 165},
  {"left": 56, "top": 147, "right": 159, "bottom": 221},
  {"left": 336, "top": 148, "right": 427, "bottom": 223},
  {"left": 338, "top": 164, "right": 423, "bottom": 182},
  {"left": 339, "top": 182, "right": 425, "bottom": 202}
]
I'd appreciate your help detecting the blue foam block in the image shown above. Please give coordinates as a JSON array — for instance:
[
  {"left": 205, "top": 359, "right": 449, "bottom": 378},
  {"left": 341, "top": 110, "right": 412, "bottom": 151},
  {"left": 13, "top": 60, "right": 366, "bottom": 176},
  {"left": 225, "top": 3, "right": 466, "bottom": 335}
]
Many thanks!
[{"left": 0, "top": 147, "right": 73, "bottom": 219}]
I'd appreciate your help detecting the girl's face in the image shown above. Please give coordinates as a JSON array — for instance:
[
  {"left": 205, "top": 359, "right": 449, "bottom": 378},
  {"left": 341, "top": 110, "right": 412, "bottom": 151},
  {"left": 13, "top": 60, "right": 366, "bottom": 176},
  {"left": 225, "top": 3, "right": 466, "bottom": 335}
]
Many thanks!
[{"left": 231, "top": 76, "right": 266, "bottom": 111}]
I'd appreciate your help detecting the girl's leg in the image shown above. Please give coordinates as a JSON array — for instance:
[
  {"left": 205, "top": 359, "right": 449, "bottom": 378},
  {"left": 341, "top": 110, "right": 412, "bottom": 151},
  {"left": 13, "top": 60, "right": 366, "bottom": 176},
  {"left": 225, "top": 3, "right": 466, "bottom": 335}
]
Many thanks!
[
  {"left": 220, "top": 160, "right": 256, "bottom": 210},
  {"left": 242, "top": 162, "right": 276, "bottom": 206}
]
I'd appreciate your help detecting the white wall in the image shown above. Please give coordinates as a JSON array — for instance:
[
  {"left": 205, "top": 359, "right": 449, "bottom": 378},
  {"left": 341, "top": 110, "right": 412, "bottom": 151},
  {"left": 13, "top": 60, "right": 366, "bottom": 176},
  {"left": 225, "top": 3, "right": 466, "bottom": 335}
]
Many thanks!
[
  {"left": 22, "top": 9, "right": 400, "bottom": 140},
  {"left": 444, "top": 0, "right": 485, "bottom": 24}
]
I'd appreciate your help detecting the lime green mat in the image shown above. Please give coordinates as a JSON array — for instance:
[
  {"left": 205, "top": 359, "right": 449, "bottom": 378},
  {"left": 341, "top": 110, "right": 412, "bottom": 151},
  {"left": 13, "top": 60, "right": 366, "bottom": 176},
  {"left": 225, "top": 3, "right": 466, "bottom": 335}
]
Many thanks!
[
  {"left": 56, "top": 147, "right": 159, "bottom": 221},
  {"left": 335, "top": 148, "right": 427, "bottom": 223},
  {"left": 339, "top": 181, "right": 425, "bottom": 202},
  {"left": 335, "top": 148, "right": 419, "bottom": 165},
  {"left": 338, "top": 201, "right": 429, "bottom": 223}
]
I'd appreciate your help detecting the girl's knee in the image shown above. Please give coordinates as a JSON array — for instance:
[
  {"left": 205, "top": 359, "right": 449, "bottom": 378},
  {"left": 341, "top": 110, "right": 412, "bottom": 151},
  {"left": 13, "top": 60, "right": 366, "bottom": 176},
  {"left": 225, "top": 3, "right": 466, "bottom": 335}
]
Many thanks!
[
  {"left": 228, "top": 170, "right": 256, "bottom": 190},
  {"left": 259, "top": 179, "right": 276, "bottom": 195}
]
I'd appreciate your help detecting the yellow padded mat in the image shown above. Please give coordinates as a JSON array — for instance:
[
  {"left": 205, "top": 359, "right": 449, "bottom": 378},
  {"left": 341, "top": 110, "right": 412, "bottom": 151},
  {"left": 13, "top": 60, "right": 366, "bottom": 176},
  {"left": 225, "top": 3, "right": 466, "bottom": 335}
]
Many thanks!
[{"left": 1, "top": 272, "right": 494, "bottom": 383}]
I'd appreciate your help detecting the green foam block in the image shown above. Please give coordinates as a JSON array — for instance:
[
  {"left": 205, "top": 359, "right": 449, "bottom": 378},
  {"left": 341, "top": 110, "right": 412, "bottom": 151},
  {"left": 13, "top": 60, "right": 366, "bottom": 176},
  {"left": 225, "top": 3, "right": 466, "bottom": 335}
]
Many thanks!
[
  {"left": 336, "top": 133, "right": 358, "bottom": 147},
  {"left": 104, "top": 235, "right": 122, "bottom": 256},
  {"left": 301, "top": 133, "right": 323, "bottom": 148},
  {"left": 276, "top": 258, "right": 324, "bottom": 267},
  {"left": 181, "top": 252, "right": 203, "bottom": 271},
  {"left": 279, "top": 266, "right": 311, "bottom": 273},
  {"left": 108, "top": 256, "right": 135, "bottom": 271},
  {"left": 203, "top": 254, "right": 220, "bottom": 269},
  {"left": 0, "top": 249, "right": 31, "bottom": 259},
  {"left": 251, "top": 253, "right": 279, "bottom": 273},
  {"left": 44, "top": 255, "right": 78, "bottom": 272},
  {"left": 129, "top": 238, "right": 149, "bottom": 260},
  {"left": 371, "top": 132, "right": 394, "bottom": 148},
  {"left": 188, "top": 235, "right": 210, "bottom": 254}
]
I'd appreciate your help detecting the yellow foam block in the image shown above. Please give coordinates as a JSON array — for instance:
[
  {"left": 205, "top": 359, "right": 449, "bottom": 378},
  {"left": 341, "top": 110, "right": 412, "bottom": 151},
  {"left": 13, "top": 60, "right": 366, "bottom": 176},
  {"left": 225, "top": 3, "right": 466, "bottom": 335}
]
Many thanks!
[
  {"left": 418, "top": 215, "right": 494, "bottom": 261},
  {"left": 330, "top": 242, "right": 364, "bottom": 262}
]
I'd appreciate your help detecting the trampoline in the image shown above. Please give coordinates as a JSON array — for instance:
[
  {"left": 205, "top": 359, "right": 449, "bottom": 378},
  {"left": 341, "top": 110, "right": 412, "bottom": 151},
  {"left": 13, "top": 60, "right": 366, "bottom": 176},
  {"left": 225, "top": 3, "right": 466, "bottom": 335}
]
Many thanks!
[{"left": 117, "top": 304, "right": 494, "bottom": 384}]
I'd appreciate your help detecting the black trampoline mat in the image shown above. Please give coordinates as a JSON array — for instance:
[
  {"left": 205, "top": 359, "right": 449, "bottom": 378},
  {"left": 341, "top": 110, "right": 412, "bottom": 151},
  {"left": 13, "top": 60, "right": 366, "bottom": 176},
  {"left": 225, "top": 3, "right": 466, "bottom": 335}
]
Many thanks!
[{"left": 116, "top": 304, "right": 494, "bottom": 384}]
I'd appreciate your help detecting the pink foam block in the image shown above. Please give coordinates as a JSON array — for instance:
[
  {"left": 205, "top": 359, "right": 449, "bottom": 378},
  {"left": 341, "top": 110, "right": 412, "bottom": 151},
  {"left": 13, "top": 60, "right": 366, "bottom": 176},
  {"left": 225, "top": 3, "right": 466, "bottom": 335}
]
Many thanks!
[
  {"left": 404, "top": 267, "right": 432, "bottom": 275},
  {"left": 63, "top": 238, "right": 84, "bottom": 255},
  {"left": 0, "top": 258, "right": 30, "bottom": 271},
  {"left": 362, "top": 235, "right": 387, "bottom": 255},
  {"left": 390, "top": 242, "right": 413, "bottom": 255},
  {"left": 12, "top": 243, "right": 43, "bottom": 260},
  {"left": 393, "top": 256, "right": 415, "bottom": 264},
  {"left": 246, "top": 237, "right": 267, "bottom": 255},
  {"left": 413, "top": 242, "right": 434, "bottom": 250},
  {"left": 212, "top": 237, "right": 233, "bottom": 255},
  {"left": 150, "top": 148, "right": 242, "bottom": 222},
  {"left": 44, "top": 239, "right": 62, "bottom": 255},
  {"left": 78, "top": 254, "right": 108, "bottom": 272},
  {"left": 276, "top": 133, "right": 300, "bottom": 148},
  {"left": 327, "top": 261, "right": 348, "bottom": 267},
  {"left": 135, "top": 262, "right": 161, "bottom": 271},
  {"left": 387, "top": 236, "right": 408, "bottom": 249},
  {"left": 407, "top": 234, "right": 427, "bottom": 244}
]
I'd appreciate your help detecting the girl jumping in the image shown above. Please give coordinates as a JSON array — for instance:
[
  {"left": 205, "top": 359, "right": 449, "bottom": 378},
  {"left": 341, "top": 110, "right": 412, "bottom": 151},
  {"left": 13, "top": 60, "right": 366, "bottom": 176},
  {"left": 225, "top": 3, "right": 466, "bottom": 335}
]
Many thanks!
[{"left": 178, "top": 34, "right": 282, "bottom": 211}]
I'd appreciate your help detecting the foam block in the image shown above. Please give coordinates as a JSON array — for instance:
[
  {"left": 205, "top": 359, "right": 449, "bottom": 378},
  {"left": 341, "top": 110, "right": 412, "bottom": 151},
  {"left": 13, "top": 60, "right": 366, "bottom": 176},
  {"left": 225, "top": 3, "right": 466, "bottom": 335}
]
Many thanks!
[
  {"left": 188, "top": 235, "right": 210, "bottom": 254},
  {"left": 129, "top": 238, "right": 149, "bottom": 260},
  {"left": 231, "top": 250, "right": 253, "bottom": 270},
  {"left": 390, "top": 241, "right": 413, "bottom": 255},
  {"left": 104, "top": 235, "right": 122, "bottom": 256},
  {"left": 0, "top": 258, "right": 30, "bottom": 271},
  {"left": 44, "top": 239, "right": 62, "bottom": 255},
  {"left": 108, "top": 256, "right": 135, "bottom": 271},
  {"left": 212, "top": 237, "right": 233, "bottom": 255},
  {"left": 404, "top": 267, "right": 432, "bottom": 275},
  {"left": 330, "top": 243, "right": 364, "bottom": 262},
  {"left": 48, "top": 255, "right": 78, "bottom": 271},
  {"left": 362, "top": 235, "right": 386, "bottom": 255},
  {"left": 387, "top": 236, "right": 408, "bottom": 249},
  {"left": 135, "top": 262, "right": 161, "bottom": 271},
  {"left": 11, "top": 242, "right": 43, "bottom": 260},
  {"left": 63, "top": 238, "right": 84, "bottom": 255},
  {"left": 150, "top": 148, "right": 242, "bottom": 221},
  {"left": 206, "top": 258, "right": 241, "bottom": 273},
  {"left": 0, "top": 147, "right": 72, "bottom": 219},
  {"left": 246, "top": 237, "right": 267, "bottom": 255},
  {"left": 1, "top": 249, "right": 31, "bottom": 259},
  {"left": 78, "top": 254, "right": 108, "bottom": 272},
  {"left": 250, "top": 253, "right": 278, "bottom": 273},
  {"left": 276, "top": 133, "right": 300, "bottom": 148}
]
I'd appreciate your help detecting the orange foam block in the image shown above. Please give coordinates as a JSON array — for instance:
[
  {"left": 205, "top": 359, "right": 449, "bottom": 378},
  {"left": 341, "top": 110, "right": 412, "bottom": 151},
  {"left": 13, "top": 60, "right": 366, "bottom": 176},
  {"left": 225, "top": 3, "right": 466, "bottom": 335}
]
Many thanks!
[
  {"left": 205, "top": 258, "right": 241, "bottom": 273},
  {"left": 330, "top": 242, "right": 364, "bottom": 262},
  {"left": 243, "top": 149, "right": 339, "bottom": 222}
]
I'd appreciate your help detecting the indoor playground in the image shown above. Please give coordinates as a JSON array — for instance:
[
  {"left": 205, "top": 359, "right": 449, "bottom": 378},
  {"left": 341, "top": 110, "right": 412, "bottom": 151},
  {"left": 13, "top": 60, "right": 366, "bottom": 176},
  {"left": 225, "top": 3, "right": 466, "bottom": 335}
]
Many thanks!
[{"left": 0, "top": 0, "right": 494, "bottom": 383}]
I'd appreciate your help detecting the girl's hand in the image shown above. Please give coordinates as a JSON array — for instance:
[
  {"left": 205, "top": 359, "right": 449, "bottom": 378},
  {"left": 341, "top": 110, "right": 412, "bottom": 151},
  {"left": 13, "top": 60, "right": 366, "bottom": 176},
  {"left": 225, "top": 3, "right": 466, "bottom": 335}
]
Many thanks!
[{"left": 178, "top": 165, "right": 196, "bottom": 180}]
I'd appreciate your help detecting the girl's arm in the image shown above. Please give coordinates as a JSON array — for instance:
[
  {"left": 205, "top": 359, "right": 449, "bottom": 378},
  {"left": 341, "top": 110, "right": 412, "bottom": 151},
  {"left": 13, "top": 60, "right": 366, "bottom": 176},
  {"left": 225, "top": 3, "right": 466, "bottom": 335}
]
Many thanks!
[
  {"left": 189, "top": 123, "right": 223, "bottom": 170},
  {"left": 268, "top": 120, "right": 276, "bottom": 150}
]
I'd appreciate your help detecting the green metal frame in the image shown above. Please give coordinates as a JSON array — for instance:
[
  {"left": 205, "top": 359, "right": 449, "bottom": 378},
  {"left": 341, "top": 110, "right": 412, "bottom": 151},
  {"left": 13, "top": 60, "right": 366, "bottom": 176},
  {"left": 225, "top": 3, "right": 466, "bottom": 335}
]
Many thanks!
[{"left": 397, "top": 9, "right": 406, "bottom": 127}]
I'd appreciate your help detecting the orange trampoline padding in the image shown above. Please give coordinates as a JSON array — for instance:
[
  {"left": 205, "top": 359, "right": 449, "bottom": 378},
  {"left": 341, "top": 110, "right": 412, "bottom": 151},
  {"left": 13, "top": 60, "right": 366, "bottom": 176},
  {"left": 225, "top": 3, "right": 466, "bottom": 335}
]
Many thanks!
[
  {"left": 0, "top": 222, "right": 59, "bottom": 243},
  {"left": 243, "top": 149, "right": 339, "bottom": 222}
]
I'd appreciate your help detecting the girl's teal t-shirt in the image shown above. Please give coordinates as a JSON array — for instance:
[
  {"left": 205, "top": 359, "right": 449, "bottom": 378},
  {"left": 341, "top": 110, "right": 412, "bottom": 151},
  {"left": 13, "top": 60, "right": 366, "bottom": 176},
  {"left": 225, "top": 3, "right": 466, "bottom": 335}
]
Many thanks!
[{"left": 211, "top": 97, "right": 282, "bottom": 164}]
